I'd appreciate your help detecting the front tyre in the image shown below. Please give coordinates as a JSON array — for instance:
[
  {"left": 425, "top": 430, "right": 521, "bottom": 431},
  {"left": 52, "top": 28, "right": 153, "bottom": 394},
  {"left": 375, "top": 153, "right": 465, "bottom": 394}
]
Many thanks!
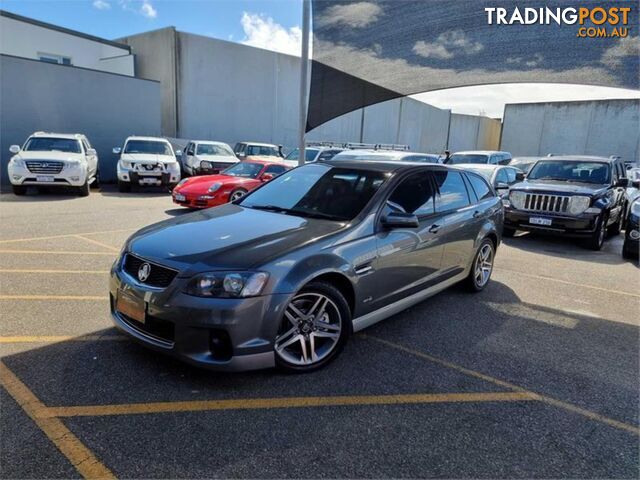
[
  {"left": 229, "top": 188, "right": 248, "bottom": 202},
  {"left": 78, "top": 179, "right": 90, "bottom": 197},
  {"left": 466, "top": 238, "right": 495, "bottom": 292},
  {"left": 585, "top": 213, "right": 607, "bottom": 251},
  {"left": 275, "top": 281, "right": 350, "bottom": 373},
  {"left": 12, "top": 185, "right": 27, "bottom": 196}
]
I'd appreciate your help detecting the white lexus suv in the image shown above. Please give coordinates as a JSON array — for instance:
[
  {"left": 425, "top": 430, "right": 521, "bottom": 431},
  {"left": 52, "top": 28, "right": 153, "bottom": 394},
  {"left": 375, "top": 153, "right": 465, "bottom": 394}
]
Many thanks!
[
  {"left": 115, "top": 136, "right": 181, "bottom": 192},
  {"left": 8, "top": 132, "right": 99, "bottom": 196}
]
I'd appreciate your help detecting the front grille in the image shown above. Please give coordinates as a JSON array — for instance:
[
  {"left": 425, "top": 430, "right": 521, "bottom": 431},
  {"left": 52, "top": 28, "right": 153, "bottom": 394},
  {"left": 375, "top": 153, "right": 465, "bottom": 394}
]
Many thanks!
[
  {"left": 522, "top": 193, "right": 570, "bottom": 214},
  {"left": 120, "top": 311, "right": 175, "bottom": 343},
  {"left": 123, "top": 253, "right": 178, "bottom": 288},
  {"left": 26, "top": 161, "right": 64, "bottom": 174}
]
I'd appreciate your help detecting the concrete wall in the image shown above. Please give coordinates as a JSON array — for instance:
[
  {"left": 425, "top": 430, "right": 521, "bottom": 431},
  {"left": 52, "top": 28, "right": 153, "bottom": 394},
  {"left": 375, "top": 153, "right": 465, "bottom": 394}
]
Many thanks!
[
  {"left": 501, "top": 100, "right": 640, "bottom": 162},
  {"left": 0, "top": 55, "right": 161, "bottom": 184},
  {"left": 448, "top": 114, "right": 502, "bottom": 152},
  {"left": 0, "top": 13, "right": 134, "bottom": 76}
]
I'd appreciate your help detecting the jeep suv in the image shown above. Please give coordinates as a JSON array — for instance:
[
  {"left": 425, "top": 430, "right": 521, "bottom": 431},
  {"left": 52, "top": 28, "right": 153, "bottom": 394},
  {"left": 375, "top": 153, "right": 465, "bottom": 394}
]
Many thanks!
[
  {"left": 114, "top": 136, "right": 181, "bottom": 192},
  {"left": 7, "top": 132, "right": 98, "bottom": 196},
  {"left": 504, "top": 155, "right": 628, "bottom": 250}
]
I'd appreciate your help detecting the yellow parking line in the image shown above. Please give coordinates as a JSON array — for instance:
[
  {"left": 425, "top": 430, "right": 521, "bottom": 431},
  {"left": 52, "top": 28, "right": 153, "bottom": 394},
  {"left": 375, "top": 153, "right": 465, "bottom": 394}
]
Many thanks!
[
  {"left": 494, "top": 268, "right": 640, "bottom": 299},
  {"left": 0, "top": 228, "right": 133, "bottom": 244},
  {"left": 74, "top": 235, "right": 120, "bottom": 253},
  {"left": 0, "top": 269, "right": 109, "bottom": 274},
  {"left": 0, "top": 295, "right": 106, "bottom": 301},
  {"left": 366, "top": 335, "right": 640, "bottom": 436},
  {"left": 44, "top": 391, "right": 534, "bottom": 418},
  {"left": 0, "top": 361, "right": 115, "bottom": 479},
  {"left": 0, "top": 249, "right": 114, "bottom": 256},
  {"left": 0, "top": 336, "right": 125, "bottom": 343}
]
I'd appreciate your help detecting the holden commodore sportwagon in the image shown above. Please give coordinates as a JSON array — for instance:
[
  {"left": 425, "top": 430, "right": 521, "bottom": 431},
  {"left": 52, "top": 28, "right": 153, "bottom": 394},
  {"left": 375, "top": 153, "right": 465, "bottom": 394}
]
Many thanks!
[{"left": 110, "top": 161, "right": 503, "bottom": 372}]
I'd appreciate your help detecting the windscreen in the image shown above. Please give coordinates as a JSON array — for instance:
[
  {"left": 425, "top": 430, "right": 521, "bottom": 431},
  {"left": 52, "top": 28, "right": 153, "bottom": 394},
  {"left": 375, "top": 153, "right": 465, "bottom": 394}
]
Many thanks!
[
  {"left": 286, "top": 148, "right": 320, "bottom": 161},
  {"left": 222, "top": 162, "right": 263, "bottom": 178},
  {"left": 527, "top": 160, "right": 611, "bottom": 184},
  {"left": 24, "top": 137, "right": 81, "bottom": 153},
  {"left": 240, "top": 163, "right": 388, "bottom": 221},
  {"left": 308, "top": 0, "right": 638, "bottom": 131},
  {"left": 197, "top": 144, "right": 234, "bottom": 156},
  {"left": 124, "top": 140, "right": 172, "bottom": 155},
  {"left": 447, "top": 154, "right": 489, "bottom": 165},
  {"left": 247, "top": 145, "right": 280, "bottom": 157}
]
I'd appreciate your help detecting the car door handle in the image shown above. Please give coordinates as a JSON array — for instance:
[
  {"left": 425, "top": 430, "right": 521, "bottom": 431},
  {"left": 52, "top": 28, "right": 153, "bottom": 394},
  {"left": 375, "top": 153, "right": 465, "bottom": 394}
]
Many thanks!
[
  {"left": 428, "top": 224, "right": 440, "bottom": 233},
  {"left": 473, "top": 211, "right": 481, "bottom": 218}
]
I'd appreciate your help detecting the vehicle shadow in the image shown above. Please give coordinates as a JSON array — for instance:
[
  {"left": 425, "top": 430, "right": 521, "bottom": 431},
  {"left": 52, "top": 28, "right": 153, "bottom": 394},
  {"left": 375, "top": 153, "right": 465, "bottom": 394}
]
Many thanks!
[
  {"left": 164, "top": 208, "right": 192, "bottom": 217},
  {"left": 98, "top": 184, "right": 172, "bottom": 198},
  {"left": 502, "top": 231, "right": 627, "bottom": 266},
  {"left": 0, "top": 187, "right": 85, "bottom": 201}
]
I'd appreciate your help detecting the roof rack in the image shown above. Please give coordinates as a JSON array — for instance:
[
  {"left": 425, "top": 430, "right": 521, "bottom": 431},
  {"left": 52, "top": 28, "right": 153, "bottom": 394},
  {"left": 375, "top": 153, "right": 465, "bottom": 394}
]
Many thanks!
[{"left": 306, "top": 141, "right": 410, "bottom": 151}]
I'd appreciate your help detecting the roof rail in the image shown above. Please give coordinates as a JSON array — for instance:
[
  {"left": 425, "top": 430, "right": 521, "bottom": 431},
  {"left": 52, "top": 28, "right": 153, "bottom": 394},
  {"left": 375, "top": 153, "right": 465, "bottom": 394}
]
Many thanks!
[{"left": 306, "top": 141, "right": 410, "bottom": 151}]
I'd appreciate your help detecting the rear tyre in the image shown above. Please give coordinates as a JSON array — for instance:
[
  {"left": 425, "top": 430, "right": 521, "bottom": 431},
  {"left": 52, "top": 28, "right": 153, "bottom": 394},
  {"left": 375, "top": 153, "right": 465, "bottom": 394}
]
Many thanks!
[
  {"left": 90, "top": 170, "right": 100, "bottom": 189},
  {"left": 78, "top": 179, "right": 90, "bottom": 197},
  {"left": 275, "top": 281, "right": 351, "bottom": 373},
  {"left": 118, "top": 180, "right": 131, "bottom": 193},
  {"left": 12, "top": 185, "right": 27, "bottom": 196},
  {"left": 585, "top": 213, "right": 607, "bottom": 251},
  {"left": 229, "top": 188, "right": 248, "bottom": 203},
  {"left": 465, "top": 238, "right": 495, "bottom": 292},
  {"left": 502, "top": 227, "right": 516, "bottom": 238}
]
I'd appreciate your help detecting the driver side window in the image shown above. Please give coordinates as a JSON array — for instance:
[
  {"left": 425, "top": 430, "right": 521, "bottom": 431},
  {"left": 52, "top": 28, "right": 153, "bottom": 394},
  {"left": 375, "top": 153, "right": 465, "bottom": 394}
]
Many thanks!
[{"left": 387, "top": 172, "right": 435, "bottom": 216}]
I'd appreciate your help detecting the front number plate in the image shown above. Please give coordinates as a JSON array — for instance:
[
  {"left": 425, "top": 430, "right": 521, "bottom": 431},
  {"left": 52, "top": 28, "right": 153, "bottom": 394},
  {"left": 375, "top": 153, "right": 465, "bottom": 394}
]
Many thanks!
[
  {"left": 529, "top": 216, "right": 552, "bottom": 226},
  {"left": 175, "top": 194, "right": 186, "bottom": 202},
  {"left": 116, "top": 291, "right": 145, "bottom": 324},
  {"left": 36, "top": 176, "right": 54, "bottom": 182}
]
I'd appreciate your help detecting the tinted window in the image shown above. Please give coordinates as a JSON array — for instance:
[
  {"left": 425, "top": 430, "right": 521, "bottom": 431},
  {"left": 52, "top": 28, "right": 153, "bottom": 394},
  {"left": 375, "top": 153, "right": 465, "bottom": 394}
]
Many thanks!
[
  {"left": 447, "top": 154, "right": 489, "bottom": 165},
  {"left": 240, "top": 164, "right": 387, "bottom": 221},
  {"left": 197, "top": 144, "right": 234, "bottom": 156},
  {"left": 433, "top": 171, "right": 471, "bottom": 212},
  {"left": 466, "top": 172, "right": 493, "bottom": 200},
  {"left": 124, "top": 140, "right": 172, "bottom": 155},
  {"left": 528, "top": 160, "right": 611, "bottom": 184},
  {"left": 222, "top": 162, "right": 263, "bottom": 178},
  {"left": 24, "top": 137, "right": 81, "bottom": 153},
  {"left": 247, "top": 145, "right": 279, "bottom": 157},
  {"left": 264, "top": 164, "right": 287, "bottom": 176},
  {"left": 387, "top": 172, "right": 435, "bottom": 216},
  {"left": 403, "top": 155, "right": 440, "bottom": 164}
]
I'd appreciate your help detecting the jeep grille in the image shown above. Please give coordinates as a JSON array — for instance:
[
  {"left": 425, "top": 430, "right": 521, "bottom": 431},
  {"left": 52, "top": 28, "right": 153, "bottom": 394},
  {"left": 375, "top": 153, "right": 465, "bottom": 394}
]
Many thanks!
[{"left": 523, "top": 193, "right": 570, "bottom": 213}]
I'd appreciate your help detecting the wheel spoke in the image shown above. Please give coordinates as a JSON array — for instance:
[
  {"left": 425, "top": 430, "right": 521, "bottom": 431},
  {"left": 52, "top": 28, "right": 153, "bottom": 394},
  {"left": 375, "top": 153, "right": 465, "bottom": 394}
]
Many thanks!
[
  {"left": 299, "top": 336, "right": 309, "bottom": 363},
  {"left": 307, "top": 295, "right": 328, "bottom": 319},
  {"left": 288, "top": 303, "right": 307, "bottom": 320},
  {"left": 309, "top": 334, "right": 318, "bottom": 362},
  {"left": 314, "top": 319, "right": 340, "bottom": 332},
  {"left": 276, "top": 326, "right": 297, "bottom": 344},
  {"left": 284, "top": 309, "right": 299, "bottom": 327},
  {"left": 313, "top": 330, "right": 339, "bottom": 339},
  {"left": 276, "top": 332, "right": 301, "bottom": 352}
]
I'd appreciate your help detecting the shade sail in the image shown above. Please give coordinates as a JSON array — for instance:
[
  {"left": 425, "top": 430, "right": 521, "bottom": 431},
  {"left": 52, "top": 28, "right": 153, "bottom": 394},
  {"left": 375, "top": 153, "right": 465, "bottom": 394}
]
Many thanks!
[{"left": 307, "top": 0, "right": 639, "bottom": 131}]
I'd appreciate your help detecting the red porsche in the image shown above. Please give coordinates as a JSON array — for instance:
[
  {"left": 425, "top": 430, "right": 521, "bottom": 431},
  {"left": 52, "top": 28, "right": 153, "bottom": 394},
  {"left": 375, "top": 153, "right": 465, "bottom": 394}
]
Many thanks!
[{"left": 172, "top": 160, "right": 290, "bottom": 208}]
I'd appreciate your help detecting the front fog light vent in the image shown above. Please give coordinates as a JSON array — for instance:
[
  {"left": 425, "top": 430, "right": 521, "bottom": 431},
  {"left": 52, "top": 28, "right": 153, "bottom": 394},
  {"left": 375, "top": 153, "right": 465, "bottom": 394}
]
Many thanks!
[{"left": 209, "top": 329, "right": 233, "bottom": 361}]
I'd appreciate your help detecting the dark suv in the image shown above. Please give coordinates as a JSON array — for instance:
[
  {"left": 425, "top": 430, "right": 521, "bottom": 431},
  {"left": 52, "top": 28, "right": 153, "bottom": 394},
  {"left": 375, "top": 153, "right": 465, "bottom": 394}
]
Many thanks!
[
  {"left": 504, "top": 156, "right": 628, "bottom": 250},
  {"left": 110, "top": 161, "right": 503, "bottom": 372}
]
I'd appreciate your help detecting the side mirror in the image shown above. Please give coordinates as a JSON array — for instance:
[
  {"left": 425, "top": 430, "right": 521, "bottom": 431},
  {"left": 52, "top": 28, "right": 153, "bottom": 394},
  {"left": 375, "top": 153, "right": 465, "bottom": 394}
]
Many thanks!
[
  {"left": 617, "top": 178, "right": 629, "bottom": 188},
  {"left": 381, "top": 211, "right": 419, "bottom": 229},
  {"left": 113, "top": 147, "right": 122, "bottom": 155},
  {"left": 9, "top": 145, "right": 20, "bottom": 154},
  {"left": 515, "top": 172, "right": 525, "bottom": 181},
  {"left": 175, "top": 149, "right": 182, "bottom": 157},
  {"left": 86, "top": 148, "right": 97, "bottom": 156},
  {"left": 261, "top": 173, "right": 274, "bottom": 182}
]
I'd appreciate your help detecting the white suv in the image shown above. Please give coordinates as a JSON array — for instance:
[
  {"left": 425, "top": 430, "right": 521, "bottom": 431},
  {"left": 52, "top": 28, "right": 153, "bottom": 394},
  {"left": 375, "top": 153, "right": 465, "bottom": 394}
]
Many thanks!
[
  {"left": 8, "top": 132, "right": 98, "bottom": 196},
  {"left": 114, "top": 136, "right": 181, "bottom": 192},
  {"left": 182, "top": 140, "right": 238, "bottom": 176}
]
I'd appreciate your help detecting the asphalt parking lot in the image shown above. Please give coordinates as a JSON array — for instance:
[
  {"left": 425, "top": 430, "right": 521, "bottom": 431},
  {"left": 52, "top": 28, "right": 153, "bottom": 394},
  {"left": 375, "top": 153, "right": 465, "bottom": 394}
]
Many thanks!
[{"left": 1, "top": 187, "right": 638, "bottom": 479}]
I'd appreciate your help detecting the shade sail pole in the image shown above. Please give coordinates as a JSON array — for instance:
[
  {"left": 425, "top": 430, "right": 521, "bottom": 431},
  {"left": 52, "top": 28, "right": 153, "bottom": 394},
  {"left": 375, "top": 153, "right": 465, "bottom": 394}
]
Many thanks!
[{"left": 298, "top": 0, "right": 311, "bottom": 167}]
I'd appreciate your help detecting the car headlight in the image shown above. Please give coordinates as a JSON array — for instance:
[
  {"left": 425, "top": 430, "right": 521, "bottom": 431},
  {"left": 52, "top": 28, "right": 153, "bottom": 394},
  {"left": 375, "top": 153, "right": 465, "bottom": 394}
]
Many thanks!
[
  {"left": 167, "top": 162, "right": 180, "bottom": 172},
  {"left": 10, "top": 157, "right": 24, "bottom": 168},
  {"left": 208, "top": 182, "right": 222, "bottom": 193},
  {"left": 568, "top": 196, "right": 591, "bottom": 215},
  {"left": 631, "top": 200, "right": 640, "bottom": 218},
  {"left": 185, "top": 271, "right": 269, "bottom": 298},
  {"left": 509, "top": 191, "right": 526, "bottom": 209},
  {"left": 120, "top": 160, "right": 132, "bottom": 169},
  {"left": 200, "top": 161, "right": 213, "bottom": 169}
]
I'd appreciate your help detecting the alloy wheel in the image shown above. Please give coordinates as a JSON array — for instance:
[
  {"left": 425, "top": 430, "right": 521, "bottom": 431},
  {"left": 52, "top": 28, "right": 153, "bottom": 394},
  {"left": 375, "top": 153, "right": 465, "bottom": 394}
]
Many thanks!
[
  {"left": 230, "top": 190, "right": 246, "bottom": 201},
  {"left": 275, "top": 292, "right": 342, "bottom": 366},
  {"left": 474, "top": 243, "right": 494, "bottom": 288}
]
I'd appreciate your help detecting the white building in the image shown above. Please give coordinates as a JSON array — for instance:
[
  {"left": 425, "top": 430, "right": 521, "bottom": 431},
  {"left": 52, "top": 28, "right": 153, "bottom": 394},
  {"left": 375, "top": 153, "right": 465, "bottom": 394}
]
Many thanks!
[{"left": 0, "top": 10, "right": 134, "bottom": 76}]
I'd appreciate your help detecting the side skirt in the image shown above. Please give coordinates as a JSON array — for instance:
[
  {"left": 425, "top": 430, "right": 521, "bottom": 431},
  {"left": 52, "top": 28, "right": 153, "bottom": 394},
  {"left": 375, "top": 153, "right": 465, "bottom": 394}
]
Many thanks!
[{"left": 351, "top": 271, "right": 468, "bottom": 332}]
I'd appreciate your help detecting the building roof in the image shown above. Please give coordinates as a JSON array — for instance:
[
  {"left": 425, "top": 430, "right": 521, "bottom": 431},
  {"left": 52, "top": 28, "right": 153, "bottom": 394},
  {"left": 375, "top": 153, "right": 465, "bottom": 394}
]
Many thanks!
[{"left": 0, "top": 9, "right": 131, "bottom": 53}]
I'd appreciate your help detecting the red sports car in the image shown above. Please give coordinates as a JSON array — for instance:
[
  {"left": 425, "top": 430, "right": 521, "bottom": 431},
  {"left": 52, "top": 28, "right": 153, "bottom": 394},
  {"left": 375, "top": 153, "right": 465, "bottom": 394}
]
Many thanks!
[{"left": 172, "top": 160, "right": 290, "bottom": 208}]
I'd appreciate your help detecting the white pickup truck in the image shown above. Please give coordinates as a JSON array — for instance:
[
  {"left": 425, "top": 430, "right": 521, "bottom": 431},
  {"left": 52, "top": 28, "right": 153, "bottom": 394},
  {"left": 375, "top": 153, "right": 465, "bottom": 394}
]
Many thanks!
[
  {"left": 115, "top": 136, "right": 181, "bottom": 192},
  {"left": 7, "top": 131, "right": 99, "bottom": 196}
]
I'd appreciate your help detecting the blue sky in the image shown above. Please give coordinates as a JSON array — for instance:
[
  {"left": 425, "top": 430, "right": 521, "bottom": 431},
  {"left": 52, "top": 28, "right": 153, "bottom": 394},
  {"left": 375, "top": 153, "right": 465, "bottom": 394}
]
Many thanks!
[{"left": 0, "top": 0, "right": 302, "bottom": 47}]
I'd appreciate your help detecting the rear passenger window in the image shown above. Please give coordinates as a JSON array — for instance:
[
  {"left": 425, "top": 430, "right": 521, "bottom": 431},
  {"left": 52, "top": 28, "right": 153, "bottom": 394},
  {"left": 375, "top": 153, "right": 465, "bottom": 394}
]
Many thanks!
[
  {"left": 465, "top": 173, "right": 493, "bottom": 201},
  {"left": 433, "top": 171, "right": 471, "bottom": 212},
  {"left": 387, "top": 172, "right": 435, "bottom": 216}
]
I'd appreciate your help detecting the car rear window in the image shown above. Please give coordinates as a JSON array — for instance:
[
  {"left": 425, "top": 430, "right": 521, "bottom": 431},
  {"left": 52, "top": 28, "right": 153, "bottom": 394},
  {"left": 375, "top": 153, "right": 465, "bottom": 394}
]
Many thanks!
[{"left": 466, "top": 172, "right": 493, "bottom": 200}]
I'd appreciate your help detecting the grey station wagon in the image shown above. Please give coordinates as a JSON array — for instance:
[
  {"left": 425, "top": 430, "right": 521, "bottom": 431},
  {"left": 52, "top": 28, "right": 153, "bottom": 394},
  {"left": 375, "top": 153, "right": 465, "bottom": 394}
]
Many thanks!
[{"left": 110, "top": 161, "right": 504, "bottom": 372}]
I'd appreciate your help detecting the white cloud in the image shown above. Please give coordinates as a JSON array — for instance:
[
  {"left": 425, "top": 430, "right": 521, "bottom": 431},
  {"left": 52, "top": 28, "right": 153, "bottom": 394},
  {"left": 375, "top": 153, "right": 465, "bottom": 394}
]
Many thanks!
[
  {"left": 316, "top": 2, "right": 382, "bottom": 28},
  {"left": 413, "top": 30, "right": 484, "bottom": 60},
  {"left": 601, "top": 36, "right": 639, "bottom": 68},
  {"left": 140, "top": 0, "right": 157, "bottom": 19},
  {"left": 240, "top": 12, "right": 302, "bottom": 57},
  {"left": 93, "top": 0, "right": 111, "bottom": 10},
  {"left": 506, "top": 53, "right": 544, "bottom": 68}
]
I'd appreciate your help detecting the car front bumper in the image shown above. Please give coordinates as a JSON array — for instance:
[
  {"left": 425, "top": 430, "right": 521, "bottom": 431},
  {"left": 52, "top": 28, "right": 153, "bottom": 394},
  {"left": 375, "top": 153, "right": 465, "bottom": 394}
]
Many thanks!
[
  {"left": 172, "top": 191, "right": 226, "bottom": 209},
  {"left": 109, "top": 261, "right": 288, "bottom": 371},
  {"left": 623, "top": 216, "right": 639, "bottom": 256},
  {"left": 504, "top": 208, "right": 599, "bottom": 237},
  {"left": 117, "top": 165, "right": 180, "bottom": 186},
  {"left": 8, "top": 164, "right": 87, "bottom": 187}
]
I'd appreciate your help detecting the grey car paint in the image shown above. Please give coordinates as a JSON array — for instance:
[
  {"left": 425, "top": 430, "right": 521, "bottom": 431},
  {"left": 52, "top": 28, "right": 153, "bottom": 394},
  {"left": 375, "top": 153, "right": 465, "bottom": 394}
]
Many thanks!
[{"left": 110, "top": 161, "right": 503, "bottom": 371}]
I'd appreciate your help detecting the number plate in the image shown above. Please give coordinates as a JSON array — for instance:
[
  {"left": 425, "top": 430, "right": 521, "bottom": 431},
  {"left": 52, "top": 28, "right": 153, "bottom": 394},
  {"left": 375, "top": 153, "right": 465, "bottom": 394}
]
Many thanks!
[
  {"left": 140, "top": 177, "right": 160, "bottom": 184},
  {"left": 175, "top": 194, "right": 186, "bottom": 202},
  {"left": 116, "top": 291, "right": 145, "bottom": 324},
  {"left": 529, "top": 216, "right": 552, "bottom": 226},
  {"left": 36, "top": 176, "right": 54, "bottom": 182}
]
